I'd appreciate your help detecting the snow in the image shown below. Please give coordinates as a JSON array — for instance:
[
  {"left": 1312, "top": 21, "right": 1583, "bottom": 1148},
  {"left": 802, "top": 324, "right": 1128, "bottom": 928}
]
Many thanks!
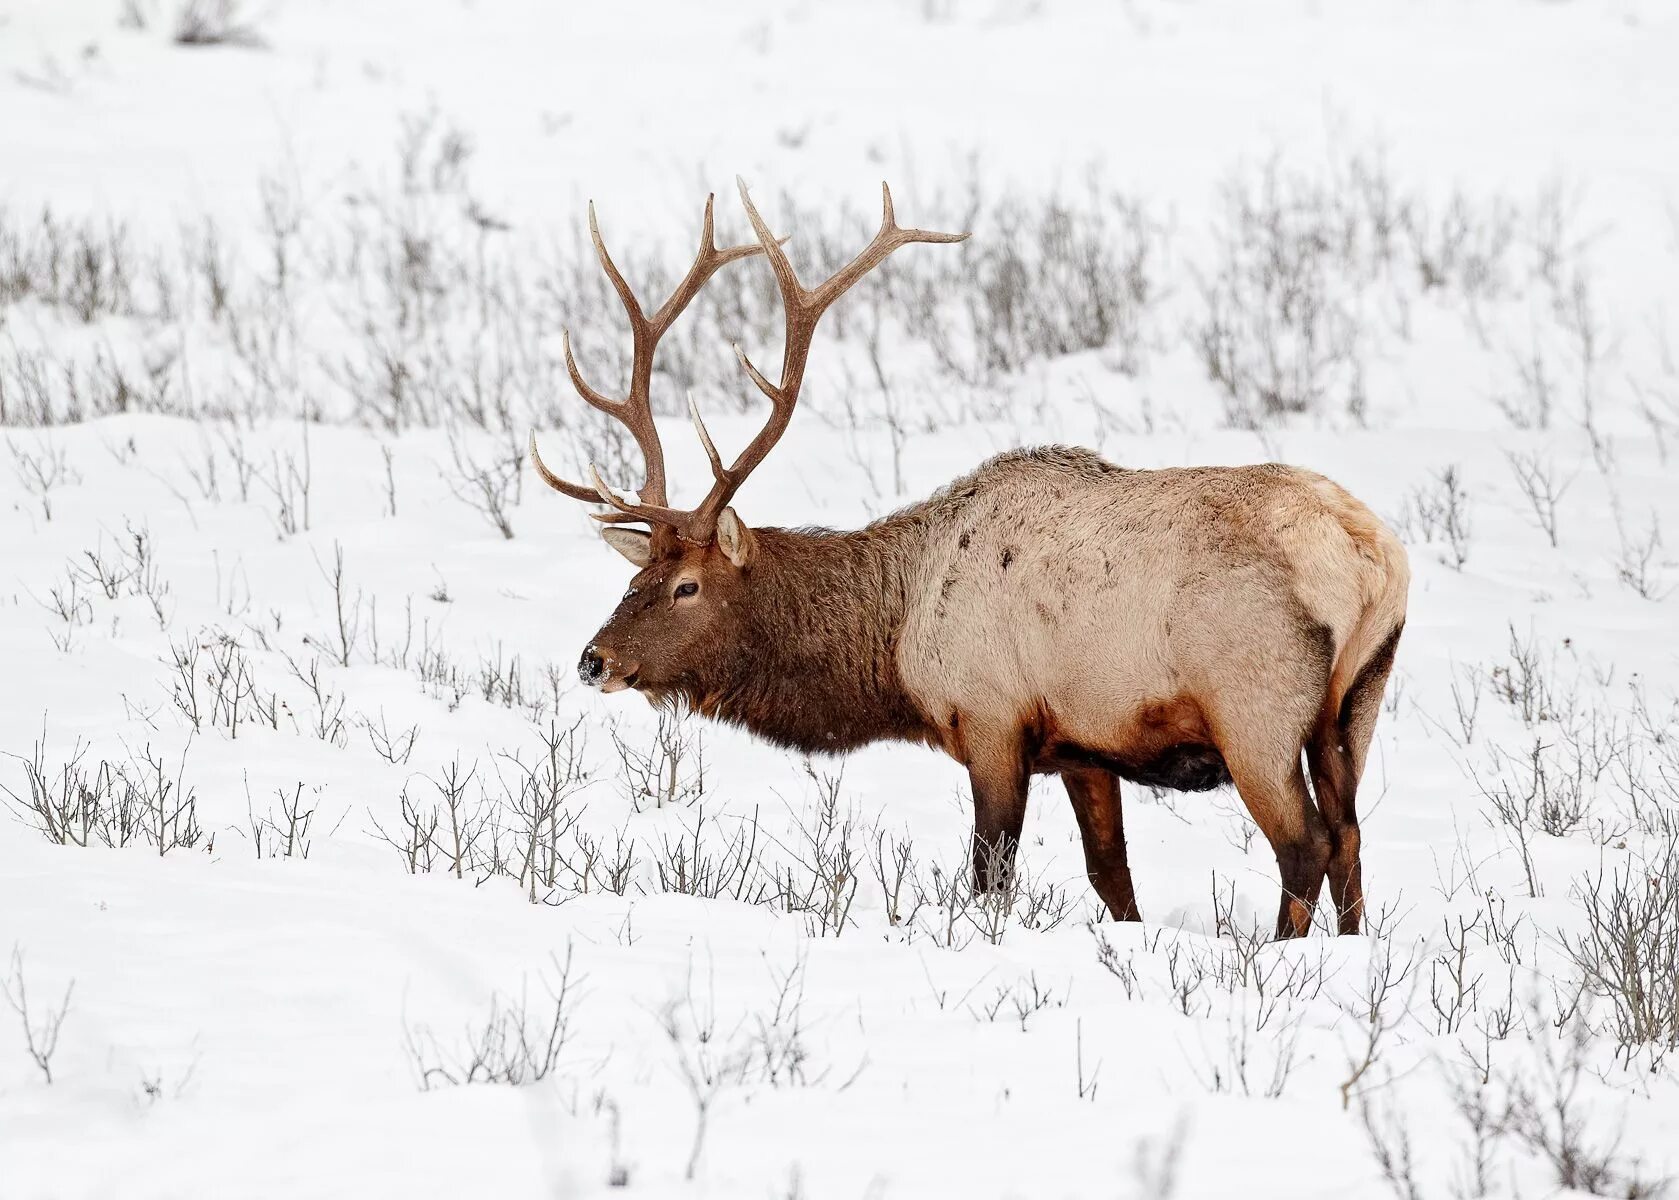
[{"left": 4, "top": 1, "right": 1679, "bottom": 1197}]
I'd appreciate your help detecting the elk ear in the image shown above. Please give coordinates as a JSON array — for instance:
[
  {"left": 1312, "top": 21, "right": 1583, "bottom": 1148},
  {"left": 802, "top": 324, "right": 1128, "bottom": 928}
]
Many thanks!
[
  {"left": 599, "top": 527, "right": 653, "bottom": 567},
  {"left": 715, "top": 508, "right": 754, "bottom": 568}
]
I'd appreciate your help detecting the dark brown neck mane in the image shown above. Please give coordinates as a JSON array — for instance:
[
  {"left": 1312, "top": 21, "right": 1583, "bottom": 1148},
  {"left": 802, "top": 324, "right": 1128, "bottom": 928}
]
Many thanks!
[{"left": 673, "top": 521, "right": 933, "bottom": 755}]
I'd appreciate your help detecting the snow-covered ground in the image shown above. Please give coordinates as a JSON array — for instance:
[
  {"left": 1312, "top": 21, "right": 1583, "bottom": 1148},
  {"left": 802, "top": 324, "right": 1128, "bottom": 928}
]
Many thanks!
[{"left": 4, "top": 1, "right": 1679, "bottom": 1196}]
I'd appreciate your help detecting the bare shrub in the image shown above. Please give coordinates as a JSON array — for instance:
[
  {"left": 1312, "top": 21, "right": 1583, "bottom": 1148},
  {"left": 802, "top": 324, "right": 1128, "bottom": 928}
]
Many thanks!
[
  {"left": 128, "top": 743, "right": 205, "bottom": 855},
  {"left": 902, "top": 841, "right": 1078, "bottom": 948},
  {"left": 1504, "top": 450, "right": 1575, "bottom": 548},
  {"left": 403, "top": 945, "right": 581, "bottom": 1089},
  {"left": 611, "top": 710, "right": 705, "bottom": 811},
  {"left": 1499, "top": 1013, "right": 1669, "bottom": 1198},
  {"left": 172, "top": 0, "right": 266, "bottom": 48},
  {"left": 1469, "top": 734, "right": 1603, "bottom": 898},
  {"left": 1449, "top": 663, "right": 1484, "bottom": 746},
  {"left": 658, "top": 964, "right": 753, "bottom": 1182},
  {"left": 910, "top": 857, "right": 981, "bottom": 950},
  {"left": 1361, "top": 1001, "right": 1670, "bottom": 1200},
  {"left": 167, "top": 631, "right": 280, "bottom": 737},
  {"left": 2, "top": 737, "right": 203, "bottom": 854},
  {"left": 254, "top": 424, "right": 312, "bottom": 538},
  {"left": 1394, "top": 465, "right": 1473, "bottom": 570},
  {"left": 369, "top": 784, "right": 446, "bottom": 875},
  {"left": 1358, "top": 1086, "right": 1425, "bottom": 1200},
  {"left": 112, "top": 521, "right": 170, "bottom": 628},
  {"left": 559, "top": 824, "right": 640, "bottom": 898},
  {"left": 772, "top": 766, "right": 861, "bottom": 937},
  {"left": 8, "top": 436, "right": 80, "bottom": 520},
  {"left": 282, "top": 652, "right": 349, "bottom": 745},
  {"left": 1564, "top": 834, "right": 1679, "bottom": 1064},
  {"left": 2, "top": 948, "right": 73, "bottom": 1085},
  {"left": 1130, "top": 1116, "right": 1190, "bottom": 1200},
  {"left": 868, "top": 826, "right": 920, "bottom": 928},
  {"left": 649, "top": 809, "right": 771, "bottom": 904},
  {"left": 1186, "top": 1002, "right": 1302, "bottom": 1099},
  {"left": 1611, "top": 505, "right": 1672, "bottom": 601},
  {"left": 498, "top": 721, "right": 592, "bottom": 902},
  {"left": 1430, "top": 913, "right": 1486, "bottom": 1035},
  {"left": 969, "top": 972, "right": 1064, "bottom": 1031},
  {"left": 1405, "top": 190, "right": 1517, "bottom": 308},
  {"left": 359, "top": 710, "right": 419, "bottom": 765},
  {"left": 33, "top": 571, "right": 94, "bottom": 653},
  {"left": 1191, "top": 158, "right": 1369, "bottom": 428},
  {"left": 745, "top": 952, "right": 852, "bottom": 1089},
  {"left": 118, "top": 1, "right": 153, "bottom": 32},
  {"left": 311, "top": 541, "right": 364, "bottom": 666},
  {"left": 476, "top": 642, "right": 540, "bottom": 713},
  {"left": 1633, "top": 362, "right": 1679, "bottom": 466},
  {"left": 2, "top": 141, "right": 1599, "bottom": 448},
  {"left": 445, "top": 425, "right": 522, "bottom": 539},
  {"left": 897, "top": 178, "right": 1164, "bottom": 383},
  {"left": 1339, "top": 935, "right": 1420, "bottom": 1110},
  {"left": 3, "top": 738, "right": 140, "bottom": 848},
  {"left": 370, "top": 725, "right": 597, "bottom": 902},
  {"left": 0, "top": 208, "right": 141, "bottom": 326},
  {"left": 246, "top": 781, "right": 318, "bottom": 860},
  {"left": 1486, "top": 622, "right": 1559, "bottom": 728},
  {"left": 1496, "top": 338, "right": 1559, "bottom": 431},
  {"left": 1075, "top": 1018, "right": 1102, "bottom": 1101}
]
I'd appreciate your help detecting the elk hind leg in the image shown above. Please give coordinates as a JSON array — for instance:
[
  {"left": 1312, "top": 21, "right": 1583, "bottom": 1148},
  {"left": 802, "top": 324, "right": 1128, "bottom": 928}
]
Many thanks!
[
  {"left": 1305, "top": 719, "right": 1362, "bottom": 935},
  {"left": 1238, "top": 754, "right": 1330, "bottom": 939},
  {"left": 1310, "top": 625, "right": 1403, "bottom": 935},
  {"left": 1062, "top": 767, "right": 1141, "bottom": 921},
  {"left": 1207, "top": 713, "right": 1330, "bottom": 939}
]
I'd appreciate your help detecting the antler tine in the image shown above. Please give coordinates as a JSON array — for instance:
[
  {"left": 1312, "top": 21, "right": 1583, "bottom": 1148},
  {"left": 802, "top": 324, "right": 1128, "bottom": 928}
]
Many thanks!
[
  {"left": 736, "top": 179, "right": 806, "bottom": 323},
  {"left": 588, "top": 201, "right": 646, "bottom": 326},
  {"left": 648, "top": 194, "right": 772, "bottom": 335},
  {"left": 559, "top": 330, "right": 621, "bottom": 415},
  {"left": 528, "top": 430, "right": 597, "bottom": 502},
  {"left": 583, "top": 461, "right": 701, "bottom": 528},
  {"left": 686, "top": 391, "right": 728, "bottom": 485},
  {"left": 533, "top": 193, "right": 772, "bottom": 525},
  {"left": 527, "top": 429, "right": 642, "bottom": 523},
  {"left": 678, "top": 179, "right": 968, "bottom": 542},
  {"left": 809, "top": 181, "right": 971, "bottom": 311}
]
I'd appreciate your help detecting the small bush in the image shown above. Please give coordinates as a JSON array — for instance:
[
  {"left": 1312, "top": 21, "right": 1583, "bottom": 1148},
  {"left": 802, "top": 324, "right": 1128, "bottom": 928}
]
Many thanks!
[
  {"left": 402, "top": 945, "right": 581, "bottom": 1089},
  {"left": 172, "top": 0, "right": 266, "bottom": 48},
  {"left": 1565, "top": 834, "right": 1679, "bottom": 1064},
  {"left": 2, "top": 737, "right": 205, "bottom": 855}
]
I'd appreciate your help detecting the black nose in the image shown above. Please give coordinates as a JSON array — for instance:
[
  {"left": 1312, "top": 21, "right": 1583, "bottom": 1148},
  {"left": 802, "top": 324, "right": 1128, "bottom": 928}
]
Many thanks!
[{"left": 578, "top": 648, "right": 606, "bottom": 685}]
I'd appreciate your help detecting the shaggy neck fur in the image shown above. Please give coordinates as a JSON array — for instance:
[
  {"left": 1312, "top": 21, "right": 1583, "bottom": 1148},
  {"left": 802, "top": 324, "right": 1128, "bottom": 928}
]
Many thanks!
[{"left": 674, "top": 520, "right": 934, "bottom": 755}]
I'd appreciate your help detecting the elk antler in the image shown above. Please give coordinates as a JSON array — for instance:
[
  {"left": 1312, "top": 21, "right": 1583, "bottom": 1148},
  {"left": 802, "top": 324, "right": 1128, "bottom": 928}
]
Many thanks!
[
  {"left": 529, "top": 194, "right": 768, "bottom": 527},
  {"left": 678, "top": 180, "right": 968, "bottom": 543},
  {"left": 532, "top": 184, "right": 967, "bottom": 546}
]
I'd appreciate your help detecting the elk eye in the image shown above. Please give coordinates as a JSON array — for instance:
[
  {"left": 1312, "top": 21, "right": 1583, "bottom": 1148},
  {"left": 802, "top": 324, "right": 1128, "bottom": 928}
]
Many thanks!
[{"left": 674, "top": 580, "right": 699, "bottom": 599}]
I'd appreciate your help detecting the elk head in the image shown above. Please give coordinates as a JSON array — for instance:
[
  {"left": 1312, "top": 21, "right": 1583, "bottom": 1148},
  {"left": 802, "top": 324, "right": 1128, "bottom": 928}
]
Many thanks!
[{"left": 531, "top": 180, "right": 966, "bottom": 702}]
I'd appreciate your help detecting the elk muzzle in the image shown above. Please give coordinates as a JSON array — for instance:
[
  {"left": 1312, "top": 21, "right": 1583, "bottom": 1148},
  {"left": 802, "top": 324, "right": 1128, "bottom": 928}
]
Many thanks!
[{"left": 578, "top": 644, "right": 638, "bottom": 693}]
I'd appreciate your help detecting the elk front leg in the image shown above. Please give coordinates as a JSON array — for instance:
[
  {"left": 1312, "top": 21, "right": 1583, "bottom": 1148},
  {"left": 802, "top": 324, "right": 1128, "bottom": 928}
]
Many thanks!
[{"left": 966, "top": 732, "right": 1029, "bottom": 894}]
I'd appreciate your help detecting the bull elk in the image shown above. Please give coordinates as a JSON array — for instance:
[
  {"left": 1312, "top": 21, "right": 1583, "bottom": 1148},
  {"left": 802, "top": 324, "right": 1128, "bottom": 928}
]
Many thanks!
[{"left": 531, "top": 181, "right": 1409, "bottom": 938}]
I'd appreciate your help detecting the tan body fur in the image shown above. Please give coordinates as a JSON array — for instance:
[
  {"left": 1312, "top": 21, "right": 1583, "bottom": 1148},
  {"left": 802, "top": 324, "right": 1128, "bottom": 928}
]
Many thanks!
[
  {"left": 881, "top": 446, "right": 1408, "bottom": 935},
  {"left": 899, "top": 448, "right": 1404, "bottom": 778}
]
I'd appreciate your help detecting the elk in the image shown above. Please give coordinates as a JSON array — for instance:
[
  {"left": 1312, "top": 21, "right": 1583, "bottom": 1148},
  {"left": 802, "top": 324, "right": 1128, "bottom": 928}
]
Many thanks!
[{"left": 531, "top": 181, "right": 1409, "bottom": 938}]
